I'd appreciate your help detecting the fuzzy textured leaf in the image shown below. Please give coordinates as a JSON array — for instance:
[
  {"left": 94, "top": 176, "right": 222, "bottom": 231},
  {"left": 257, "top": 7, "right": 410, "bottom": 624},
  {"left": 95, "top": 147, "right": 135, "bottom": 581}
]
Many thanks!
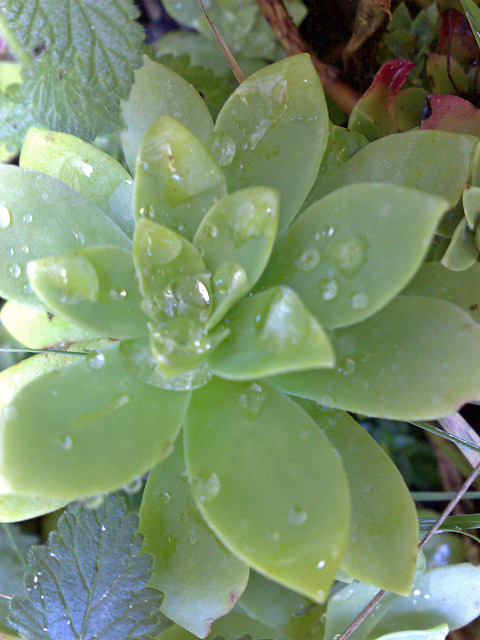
[{"left": 8, "top": 495, "right": 164, "bottom": 640}]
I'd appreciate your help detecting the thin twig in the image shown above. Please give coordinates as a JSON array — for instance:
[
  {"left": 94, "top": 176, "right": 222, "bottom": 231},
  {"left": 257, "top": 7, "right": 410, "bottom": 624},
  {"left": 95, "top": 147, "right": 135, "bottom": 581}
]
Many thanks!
[
  {"left": 255, "top": 0, "right": 360, "bottom": 114},
  {"left": 0, "top": 593, "right": 12, "bottom": 601},
  {"left": 336, "top": 451, "right": 480, "bottom": 640},
  {"left": 439, "top": 413, "right": 480, "bottom": 468}
]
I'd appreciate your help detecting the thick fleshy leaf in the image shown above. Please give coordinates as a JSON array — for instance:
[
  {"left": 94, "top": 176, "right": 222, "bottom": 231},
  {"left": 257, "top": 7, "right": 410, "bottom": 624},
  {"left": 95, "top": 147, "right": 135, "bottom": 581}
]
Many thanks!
[
  {"left": 19, "top": 127, "right": 136, "bottom": 237},
  {"left": 0, "top": 301, "right": 101, "bottom": 349},
  {"left": 213, "top": 54, "right": 329, "bottom": 234},
  {"left": 0, "top": 341, "right": 190, "bottom": 499},
  {"left": 184, "top": 377, "right": 350, "bottom": 602},
  {"left": 402, "top": 262, "right": 480, "bottom": 323},
  {"left": 373, "top": 628, "right": 449, "bottom": 640},
  {"left": 135, "top": 116, "right": 227, "bottom": 241},
  {"left": 121, "top": 56, "right": 214, "bottom": 172},
  {"left": 27, "top": 247, "right": 146, "bottom": 339},
  {"left": 316, "top": 125, "right": 367, "bottom": 179},
  {"left": 133, "top": 219, "right": 210, "bottom": 323},
  {"left": 463, "top": 184, "right": 480, "bottom": 229},
  {"left": 208, "top": 287, "right": 335, "bottom": 380},
  {"left": 0, "top": 165, "right": 131, "bottom": 307},
  {"left": 303, "top": 130, "right": 477, "bottom": 212},
  {"left": 139, "top": 438, "right": 249, "bottom": 638},
  {"left": 421, "top": 94, "right": 480, "bottom": 137},
  {"left": 0, "top": 494, "right": 68, "bottom": 523},
  {"left": 272, "top": 296, "right": 480, "bottom": 420},
  {"left": 193, "top": 187, "right": 279, "bottom": 327},
  {"left": 441, "top": 219, "right": 478, "bottom": 271},
  {"left": 159, "top": 612, "right": 289, "bottom": 640},
  {"left": 26, "top": 247, "right": 144, "bottom": 337},
  {"left": 261, "top": 183, "right": 448, "bottom": 328},
  {"left": 297, "top": 401, "right": 418, "bottom": 595}
]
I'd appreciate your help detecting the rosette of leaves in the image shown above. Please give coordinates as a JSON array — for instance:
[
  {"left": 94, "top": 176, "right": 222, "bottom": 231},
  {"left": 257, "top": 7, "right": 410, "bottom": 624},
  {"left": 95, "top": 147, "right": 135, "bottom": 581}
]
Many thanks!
[{"left": 1, "top": 53, "right": 480, "bottom": 638}]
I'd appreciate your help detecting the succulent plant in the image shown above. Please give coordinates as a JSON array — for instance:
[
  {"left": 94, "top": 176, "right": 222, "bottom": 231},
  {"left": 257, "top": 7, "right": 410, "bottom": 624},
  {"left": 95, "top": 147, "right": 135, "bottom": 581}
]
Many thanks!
[{"left": 1, "top": 53, "right": 480, "bottom": 637}]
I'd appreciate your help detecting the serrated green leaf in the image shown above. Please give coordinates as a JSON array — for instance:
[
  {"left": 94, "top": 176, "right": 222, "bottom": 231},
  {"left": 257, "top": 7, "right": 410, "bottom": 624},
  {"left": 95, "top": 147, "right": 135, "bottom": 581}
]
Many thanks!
[
  {"left": 441, "top": 218, "right": 478, "bottom": 271},
  {"left": 0, "top": 301, "right": 101, "bottom": 349},
  {"left": 272, "top": 296, "right": 480, "bottom": 420},
  {"left": 0, "top": 0, "right": 144, "bottom": 143},
  {"left": 0, "top": 523, "right": 36, "bottom": 633},
  {"left": 139, "top": 437, "right": 249, "bottom": 638},
  {"left": 8, "top": 495, "right": 164, "bottom": 640},
  {"left": 261, "top": 183, "right": 449, "bottom": 328},
  {"left": 28, "top": 247, "right": 147, "bottom": 339},
  {"left": 296, "top": 402, "right": 418, "bottom": 595},
  {"left": 135, "top": 115, "right": 226, "bottom": 241},
  {"left": 0, "top": 165, "right": 131, "bottom": 308},
  {"left": 208, "top": 286, "right": 335, "bottom": 379},
  {"left": 20, "top": 127, "right": 135, "bottom": 238},
  {"left": 303, "top": 130, "right": 478, "bottom": 212},
  {"left": 0, "top": 341, "right": 190, "bottom": 499},
  {"left": 213, "top": 54, "right": 329, "bottom": 234},
  {"left": 184, "top": 377, "right": 350, "bottom": 602},
  {"left": 402, "top": 262, "right": 480, "bottom": 323},
  {"left": 121, "top": 57, "right": 214, "bottom": 173}
]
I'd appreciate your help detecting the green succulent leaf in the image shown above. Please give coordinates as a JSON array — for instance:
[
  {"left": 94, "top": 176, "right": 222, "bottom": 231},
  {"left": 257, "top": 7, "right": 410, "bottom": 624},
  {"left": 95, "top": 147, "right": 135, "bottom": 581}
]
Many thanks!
[
  {"left": 8, "top": 495, "right": 164, "bottom": 640},
  {"left": 27, "top": 247, "right": 147, "bottom": 339},
  {"left": 441, "top": 219, "right": 478, "bottom": 271},
  {"left": 121, "top": 57, "right": 214, "bottom": 173},
  {"left": 0, "top": 523, "right": 36, "bottom": 633},
  {"left": 20, "top": 127, "right": 135, "bottom": 238},
  {"left": 0, "top": 0, "right": 144, "bottom": 144},
  {"left": 261, "top": 183, "right": 449, "bottom": 328},
  {"left": 213, "top": 54, "right": 329, "bottom": 234},
  {"left": 463, "top": 185, "right": 480, "bottom": 229},
  {"left": 272, "top": 296, "right": 480, "bottom": 420},
  {"left": 133, "top": 218, "right": 210, "bottom": 323},
  {"left": 194, "top": 186, "right": 279, "bottom": 326},
  {"left": 297, "top": 401, "right": 418, "bottom": 595},
  {"left": 373, "top": 628, "right": 449, "bottom": 640},
  {"left": 0, "top": 165, "right": 131, "bottom": 308},
  {"left": 0, "top": 300, "right": 101, "bottom": 349},
  {"left": 139, "top": 437, "right": 249, "bottom": 638},
  {"left": 0, "top": 341, "right": 190, "bottom": 499},
  {"left": 316, "top": 125, "right": 367, "bottom": 178},
  {"left": 184, "top": 377, "right": 350, "bottom": 602},
  {"left": 159, "top": 612, "right": 289, "bottom": 640},
  {"left": 135, "top": 115, "right": 227, "bottom": 241},
  {"left": 403, "top": 262, "right": 480, "bottom": 323},
  {"left": 0, "top": 494, "right": 68, "bottom": 523},
  {"left": 461, "top": 0, "right": 480, "bottom": 52},
  {"left": 303, "top": 130, "right": 478, "bottom": 212},
  {"left": 208, "top": 286, "right": 335, "bottom": 380}
]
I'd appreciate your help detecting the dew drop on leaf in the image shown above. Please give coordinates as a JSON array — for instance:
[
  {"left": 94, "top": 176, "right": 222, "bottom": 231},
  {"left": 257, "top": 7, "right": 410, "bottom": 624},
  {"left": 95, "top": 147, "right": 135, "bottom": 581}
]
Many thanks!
[
  {"left": 7, "top": 263, "right": 22, "bottom": 278},
  {"left": 337, "top": 358, "right": 356, "bottom": 376},
  {"left": 349, "top": 291, "right": 369, "bottom": 309},
  {"left": 0, "top": 204, "right": 11, "bottom": 229},
  {"left": 188, "top": 530, "right": 197, "bottom": 544},
  {"left": 21, "top": 245, "right": 30, "bottom": 254},
  {"left": 161, "top": 491, "right": 171, "bottom": 503},
  {"left": 317, "top": 560, "right": 326, "bottom": 569},
  {"left": 295, "top": 247, "right": 321, "bottom": 272},
  {"left": 22, "top": 214, "right": 33, "bottom": 224},
  {"left": 328, "top": 237, "right": 367, "bottom": 277},
  {"left": 56, "top": 435, "right": 73, "bottom": 451},
  {"left": 85, "top": 350, "right": 106, "bottom": 371},
  {"left": 238, "top": 382, "right": 265, "bottom": 420},
  {"left": 211, "top": 132, "right": 236, "bottom": 167},
  {"left": 6, "top": 248, "right": 14, "bottom": 256},
  {"left": 317, "top": 278, "right": 338, "bottom": 300},
  {"left": 288, "top": 506, "right": 308, "bottom": 526},
  {"left": 72, "top": 229, "right": 86, "bottom": 246},
  {"left": 191, "top": 472, "right": 221, "bottom": 503}
]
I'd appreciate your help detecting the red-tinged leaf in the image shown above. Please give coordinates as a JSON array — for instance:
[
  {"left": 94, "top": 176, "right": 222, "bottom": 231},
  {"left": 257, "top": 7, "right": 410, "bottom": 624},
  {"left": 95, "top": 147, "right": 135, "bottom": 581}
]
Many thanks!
[
  {"left": 437, "top": 9, "right": 480, "bottom": 67},
  {"left": 421, "top": 94, "right": 480, "bottom": 137}
]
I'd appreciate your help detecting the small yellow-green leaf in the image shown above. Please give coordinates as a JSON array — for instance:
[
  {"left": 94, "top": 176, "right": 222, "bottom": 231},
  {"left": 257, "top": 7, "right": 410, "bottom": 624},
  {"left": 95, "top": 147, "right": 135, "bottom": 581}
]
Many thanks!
[
  {"left": 208, "top": 287, "right": 335, "bottom": 380},
  {"left": 272, "top": 296, "right": 480, "bottom": 420},
  {"left": 135, "top": 115, "right": 227, "bottom": 241},
  {"left": 0, "top": 494, "right": 68, "bottom": 523},
  {"left": 139, "top": 438, "right": 249, "bottom": 638},
  {"left": 442, "top": 219, "right": 478, "bottom": 271},
  {"left": 184, "top": 377, "right": 350, "bottom": 602}
]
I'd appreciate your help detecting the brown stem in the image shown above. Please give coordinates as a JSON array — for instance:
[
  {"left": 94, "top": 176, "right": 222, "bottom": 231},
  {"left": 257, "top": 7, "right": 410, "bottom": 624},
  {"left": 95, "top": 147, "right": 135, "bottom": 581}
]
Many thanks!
[{"left": 256, "top": 0, "right": 360, "bottom": 114}]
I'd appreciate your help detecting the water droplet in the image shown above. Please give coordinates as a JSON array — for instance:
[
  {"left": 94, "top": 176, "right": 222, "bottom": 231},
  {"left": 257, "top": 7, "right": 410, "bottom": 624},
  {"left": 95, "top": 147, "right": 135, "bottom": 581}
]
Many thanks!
[
  {"left": 85, "top": 350, "right": 106, "bottom": 371},
  {"left": 322, "top": 225, "right": 335, "bottom": 237},
  {"left": 83, "top": 493, "right": 105, "bottom": 509},
  {"left": 211, "top": 132, "right": 236, "bottom": 166},
  {"left": 80, "top": 162, "right": 93, "bottom": 177},
  {"left": 349, "top": 291, "right": 369, "bottom": 309},
  {"left": 288, "top": 506, "right": 308, "bottom": 526},
  {"left": 191, "top": 472, "right": 221, "bottom": 503},
  {"left": 21, "top": 245, "right": 29, "bottom": 254},
  {"left": 295, "top": 247, "right": 321, "bottom": 272},
  {"left": 413, "top": 589, "right": 421, "bottom": 597},
  {"left": 109, "top": 288, "right": 128, "bottom": 301},
  {"left": 238, "top": 382, "right": 265, "bottom": 420},
  {"left": 123, "top": 477, "right": 143, "bottom": 494},
  {"left": 108, "top": 393, "right": 130, "bottom": 410},
  {"left": 0, "top": 204, "right": 10, "bottom": 229},
  {"left": 202, "top": 223, "right": 218, "bottom": 238},
  {"left": 317, "top": 590, "right": 325, "bottom": 599},
  {"left": 328, "top": 237, "right": 367, "bottom": 277},
  {"left": 72, "top": 230, "right": 86, "bottom": 246},
  {"left": 178, "top": 467, "right": 188, "bottom": 482},
  {"left": 337, "top": 358, "right": 356, "bottom": 376},
  {"left": 317, "top": 278, "right": 338, "bottom": 300},
  {"left": 7, "top": 263, "right": 21, "bottom": 278},
  {"left": 317, "top": 560, "right": 325, "bottom": 569},
  {"left": 267, "top": 530, "right": 280, "bottom": 542},
  {"left": 188, "top": 530, "right": 197, "bottom": 544},
  {"left": 6, "top": 248, "right": 14, "bottom": 256},
  {"left": 161, "top": 491, "right": 171, "bottom": 503},
  {"left": 57, "top": 435, "right": 73, "bottom": 451},
  {"left": 424, "top": 594, "right": 431, "bottom": 599},
  {"left": 22, "top": 213, "right": 33, "bottom": 224}
]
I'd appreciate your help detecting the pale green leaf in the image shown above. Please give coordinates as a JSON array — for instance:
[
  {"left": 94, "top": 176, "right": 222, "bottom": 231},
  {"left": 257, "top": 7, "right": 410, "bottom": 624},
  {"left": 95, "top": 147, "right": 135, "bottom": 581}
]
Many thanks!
[
  {"left": 261, "top": 183, "right": 449, "bottom": 328},
  {"left": 272, "top": 296, "right": 480, "bottom": 420},
  {"left": 0, "top": 494, "right": 68, "bottom": 523},
  {"left": 8, "top": 495, "right": 164, "bottom": 640},
  {"left": 373, "top": 627, "right": 449, "bottom": 640},
  {"left": 139, "top": 437, "right": 249, "bottom": 638},
  {"left": 441, "top": 219, "right": 478, "bottom": 271},
  {"left": 159, "top": 612, "right": 289, "bottom": 640},
  {"left": 121, "top": 57, "right": 214, "bottom": 173},
  {"left": 0, "top": 341, "right": 190, "bottom": 499},
  {"left": 184, "top": 377, "right": 350, "bottom": 602},
  {"left": 20, "top": 127, "right": 135, "bottom": 238},
  {"left": 0, "top": 165, "right": 131, "bottom": 308},
  {"left": 213, "top": 54, "right": 329, "bottom": 234}
]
